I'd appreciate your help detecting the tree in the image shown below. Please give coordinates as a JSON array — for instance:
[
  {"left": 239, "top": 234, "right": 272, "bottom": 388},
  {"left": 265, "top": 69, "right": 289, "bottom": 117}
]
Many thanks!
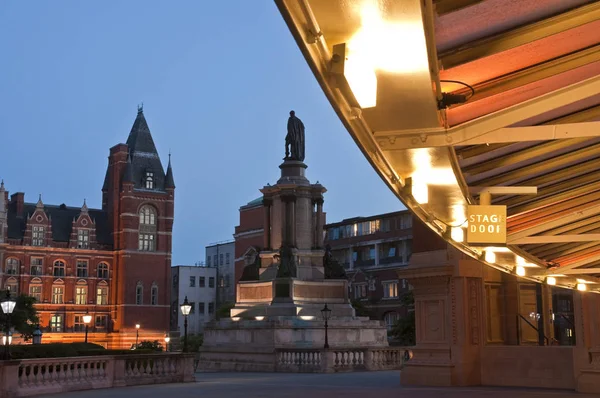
[
  {"left": 351, "top": 298, "right": 371, "bottom": 318},
  {"left": 388, "top": 291, "right": 416, "bottom": 346},
  {"left": 181, "top": 334, "right": 203, "bottom": 352},
  {"left": 0, "top": 291, "right": 39, "bottom": 341},
  {"left": 216, "top": 302, "right": 235, "bottom": 320},
  {"left": 137, "top": 340, "right": 163, "bottom": 351}
]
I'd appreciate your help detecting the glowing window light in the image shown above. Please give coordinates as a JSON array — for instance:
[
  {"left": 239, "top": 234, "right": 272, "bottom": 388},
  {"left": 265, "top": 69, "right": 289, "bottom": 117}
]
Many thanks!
[
  {"left": 484, "top": 251, "right": 496, "bottom": 263},
  {"left": 450, "top": 227, "right": 464, "bottom": 243},
  {"left": 577, "top": 283, "right": 587, "bottom": 292},
  {"left": 412, "top": 182, "right": 428, "bottom": 204},
  {"left": 516, "top": 266, "right": 526, "bottom": 277},
  {"left": 546, "top": 277, "right": 556, "bottom": 286}
]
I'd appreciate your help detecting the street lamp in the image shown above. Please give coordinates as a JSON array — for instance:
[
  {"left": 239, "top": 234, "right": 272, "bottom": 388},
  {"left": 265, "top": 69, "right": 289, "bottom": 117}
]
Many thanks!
[
  {"left": 321, "top": 303, "right": 332, "bottom": 349},
  {"left": 82, "top": 310, "right": 92, "bottom": 344},
  {"left": 32, "top": 324, "right": 43, "bottom": 345},
  {"left": 180, "top": 296, "right": 192, "bottom": 352},
  {"left": 1, "top": 291, "right": 17, "bottom": 360},
  {"left": 164, "top": 334, "right": 170, "bottom": 352},
  {"left": 135, "top": 323, "right": 141, "bottom": 348}
]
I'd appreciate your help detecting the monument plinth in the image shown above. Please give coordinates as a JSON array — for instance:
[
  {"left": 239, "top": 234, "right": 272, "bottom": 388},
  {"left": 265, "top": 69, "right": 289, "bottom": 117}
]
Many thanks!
[{"left": 199, "top": 111, "right": 389, "bottom": 372}]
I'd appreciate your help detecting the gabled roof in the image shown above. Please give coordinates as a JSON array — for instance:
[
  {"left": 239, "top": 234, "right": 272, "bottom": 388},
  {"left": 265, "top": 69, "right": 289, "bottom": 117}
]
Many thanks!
[
  {"left": 126, "top": 107, "right": 167, "bottom": 191},
  {"left": 7, "top": 202, "right": 111, "bottom": 246}
]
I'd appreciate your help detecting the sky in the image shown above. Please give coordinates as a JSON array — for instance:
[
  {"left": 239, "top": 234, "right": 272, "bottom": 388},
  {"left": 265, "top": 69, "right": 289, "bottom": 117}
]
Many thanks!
[{"left": 0, "top": 1, "right": 403, "bottom": 265}]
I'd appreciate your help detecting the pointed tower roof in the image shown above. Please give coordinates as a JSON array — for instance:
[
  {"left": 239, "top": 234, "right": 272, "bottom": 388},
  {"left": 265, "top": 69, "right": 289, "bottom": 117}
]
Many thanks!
[
  {"left": 123, "top": 153, "right": 135, "bottom": 184},
  {"left": 165, "top": 153, "right": 175, "bottom": 189},
  {"left": 81, "top": 199, "right": 89, "bottom": 214},
  {"left": 125, "top": 105, "right": 167, "bottom": 190},
  {"left": 36, "top": 194, "right": 44, "bottom": 209},
  {"left": 102, "top": 168, "right": 110, "bottom": 191}
]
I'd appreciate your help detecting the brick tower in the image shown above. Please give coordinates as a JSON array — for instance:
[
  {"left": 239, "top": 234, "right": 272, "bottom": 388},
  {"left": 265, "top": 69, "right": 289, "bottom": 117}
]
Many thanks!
[{"left": 102, "top": 105, "right": 175, "bottom": 342}]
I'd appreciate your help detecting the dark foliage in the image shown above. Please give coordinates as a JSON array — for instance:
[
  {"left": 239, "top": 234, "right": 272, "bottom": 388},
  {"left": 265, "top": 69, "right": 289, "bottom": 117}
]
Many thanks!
[{"left": 0, "top": 291, "right": 39, "bottom": 341}]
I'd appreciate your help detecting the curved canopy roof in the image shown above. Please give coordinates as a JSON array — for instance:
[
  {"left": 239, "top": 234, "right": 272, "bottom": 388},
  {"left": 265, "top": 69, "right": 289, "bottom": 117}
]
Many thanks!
[{"left": 275, "top": 0, "right": 600, "bottom": 291}]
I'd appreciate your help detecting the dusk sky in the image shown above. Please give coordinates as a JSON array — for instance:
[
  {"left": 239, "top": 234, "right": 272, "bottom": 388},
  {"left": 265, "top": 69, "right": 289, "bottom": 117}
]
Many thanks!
[{"left": 0, "top": 1, "right": 402, "bottom": 265}]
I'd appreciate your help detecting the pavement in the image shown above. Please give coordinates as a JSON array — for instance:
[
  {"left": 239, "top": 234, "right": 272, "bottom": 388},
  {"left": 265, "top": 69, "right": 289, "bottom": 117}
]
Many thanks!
[{"left": 39, "top": 371, "right": 598, "bottom": 398}]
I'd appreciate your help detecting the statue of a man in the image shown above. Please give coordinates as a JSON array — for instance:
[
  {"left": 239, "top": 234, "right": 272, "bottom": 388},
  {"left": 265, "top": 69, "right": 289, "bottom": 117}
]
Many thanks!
[{"left": 285, "top": 110, "right": 305, "bottom": 161}]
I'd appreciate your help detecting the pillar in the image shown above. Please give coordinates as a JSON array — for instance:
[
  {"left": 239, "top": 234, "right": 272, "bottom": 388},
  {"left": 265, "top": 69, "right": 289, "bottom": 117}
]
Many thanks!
[
  {"left": 574, "top": 291, "right": 600, "bottom": 393},
  {"left": 398, "top": 254, "right": 484, "bottom": 387},
  {"left": 315, "top": 198, "right": 324, "bottom": 248},
  {"left": 263, "top": 198, "right": 272, "bottom": 250}
]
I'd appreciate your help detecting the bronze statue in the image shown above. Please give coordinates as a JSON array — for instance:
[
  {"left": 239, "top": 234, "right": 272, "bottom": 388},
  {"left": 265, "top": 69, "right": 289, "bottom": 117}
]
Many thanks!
[{"left": 285, "top": 110, "right": 305, "bottom": 161}]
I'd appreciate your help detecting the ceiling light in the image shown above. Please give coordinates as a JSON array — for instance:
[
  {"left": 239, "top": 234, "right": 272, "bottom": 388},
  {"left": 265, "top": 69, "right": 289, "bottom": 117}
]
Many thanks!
[
  {"left": 516, "top": 266, "right": 526, "bottom": 277},
  {"left": 577, "top": 283, "right": 587, "bottom": 292},
  {"left": 546, "top": 277, "right": 556, "bottom": 286},
  {"left": 485, "top": 251, "right": 496, "bottom": 263},
  {"left": 412, "top": 182, "right": 428, "bottom": 204},
  {"left": 451, "top": 227, "right": 464, "bottom": 243}
]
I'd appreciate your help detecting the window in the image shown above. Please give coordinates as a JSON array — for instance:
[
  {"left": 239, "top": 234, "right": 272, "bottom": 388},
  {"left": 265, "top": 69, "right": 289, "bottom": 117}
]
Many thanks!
[
  {"left": 354, "top": 284, "right": 367, "bottom": 299},
  {"left": 401, "top": 279, "right": 408, "bottom": 289},
  {"left": 95, "top": 315, "right": 107, "bottom": 329},
  {"left": 219, "top": 254, "right": 224, "bottom": 266},
  {"left": 32, "top": 225, "right": 44, "bottom": 246},
  {"left": 6, "top": 278, "right": 18, "bottom": 297},
  {"left": 189, "top": 276, "right": 196, "bottom": 287},
  {"left": 97, "top": 263, "right": 109, "bottom": 279},
  {"left": 198, "top": 302, "right": 205, "bottom": 314},
  {"left": 52, "top": 286, "right": 64, "bottom": 304},
  {"left": 199, "top": 276, "right": 205, "bottom": 288},
  {"left": 384, "top": 312, "right": 400, "bottom": 331},
  {"left": 225, "top": 253, "right": 230, "bottom": 265},
  {"left": 208, "top": 302, "right": 215, "bottom": 314},
  {"left": 207, "top": 256, "right": 211, "bottom": 267},
  {"left": 30, "top": 258, "right": 43, "bottom": 276},
  {"left": 76, "top": 285, "right": 87, "bottom": 305},
  {"left": 151, "top": 284, "right": 158, "bottom": 305},
  {"left": 136, "top": 282, "right": 143, "bottom": 305},
  {"left": 145, "top": 170, "right": 154, "bottom": 189},
  {"left": 76, "top": 260, "right": 88, "bottom": 277},
  {"left": 189, "top": 302, "right": 196, "bottom": 314},
  {"left": 97, "top": 282, "right": 109, "bottom": 305},
  {"left": 213, "top": 255, "right": 217, "bottom": 267},
  {"left": 5, "top": 258, "right": 19, "bottom": 275},
  {"left": 383, "top": 281, "right": 399, "bottom": 299},
  {"left": 369, "top": 279, "right": 376, "bottom": 291},
  {"left": 77, "top": 229, "right": 89, "bottom": 249},
  {"left": 50, "top": 315, "right": 63, "bottom": 332},
  {"left": 53, "top": 260, "right": 65, "bottom": 277},
  {"left": 74, "top": 315, "right": 85, "bottom": 332},
  {"left": 209, "top": 277, "right": 215, "bottom": 288},
  {"left": 138, "top": 206, "right": 157, "bottom": 252},
  {"left": 29, "top": 283, "right": 42, "bottom": 302}
]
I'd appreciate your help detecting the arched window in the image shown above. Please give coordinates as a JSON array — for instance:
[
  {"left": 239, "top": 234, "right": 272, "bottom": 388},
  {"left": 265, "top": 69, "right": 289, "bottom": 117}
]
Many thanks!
[
  {"left": 138, "top": 205, "right": 157, "bottom": 252},
  {"left": 384, "top": 312, "right": 400, "bottom": 331},
  {"left": 96, "top": 280, "right": 109, "bottom": 305},
  {"left": 145, "top": 170, "right": 154, "bottom": 189},
  {"left": 136, "top": 282, "right": 143, "bottom": 305},
  {"left": 151, "top": 283, "right": 158, "bottom": 306},
  {"left": 96, "top": 281, "right": 108, "bottom": 305},
  {"left": 5, "top": 258, "right": 19, "bottom": 275},
  {"left": 52, "top": 279, "right": 64, "bottom": 304},
  {"left": 5, "top": 277, "right": 18, "bottom": 297},
  {"left": 75, "top": 280, "right": 87, "bottom": 305},
  {"left": 97, "top": 263, "right": 109, "bottom": 279},
  {"left": 29, "top": 278, "right": 42, "bottom": 302},
  {"left": 53, "top": 260, "right": 65, "bottom": 277}
]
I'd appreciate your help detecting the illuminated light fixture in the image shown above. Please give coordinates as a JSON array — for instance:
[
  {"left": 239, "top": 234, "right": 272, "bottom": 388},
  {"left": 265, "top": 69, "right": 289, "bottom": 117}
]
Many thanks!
[
  {"left": 332, "top": 43, "right": 377, "bottom": 109},
  {"left": 485, "top": 250, "right": 496, "bottom": 263},
  {"left": 516, "top": 256, "right": 526, "bottom": 266},
  {"left": 450, "top": 227, "right": 464, "bottom": 243},
  {"left": 255, "top": 316, "right": 265, "bottom": 321},
  {"left": 577, "top": 283, "right": 587, "bottom": 292},
  {"left": 485, "top": 247, "right": 511, "bottom": 253},
  {"left": 412, "top": 182, "right": 428, "bottom": 204},
  {"left": 300, "top": 315, "right": 315, "bottom": 321},
  {"left": 231, "top": 317, "right": 241, "bottom": 322},
  {"left": 516, "top": 266, "right": 526, "bottom": 277},
  {"left": 546, "top": 277, "right": 557, "bottom": 286}
]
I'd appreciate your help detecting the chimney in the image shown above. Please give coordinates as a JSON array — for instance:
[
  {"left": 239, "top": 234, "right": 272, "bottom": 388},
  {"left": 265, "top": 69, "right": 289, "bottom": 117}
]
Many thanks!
[{"left": 10, "top": 192, "right": 25, "bottom": 215}]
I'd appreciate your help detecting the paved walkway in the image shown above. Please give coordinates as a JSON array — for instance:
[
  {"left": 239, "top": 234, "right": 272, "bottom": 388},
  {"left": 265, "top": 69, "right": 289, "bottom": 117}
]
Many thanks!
[{"left": 39, "top": 371, "right": 597, "bottom": 398}]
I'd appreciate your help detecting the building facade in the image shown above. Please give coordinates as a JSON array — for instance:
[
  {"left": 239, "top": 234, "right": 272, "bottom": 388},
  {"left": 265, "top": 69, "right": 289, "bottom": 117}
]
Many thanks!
[
  {"left": 205, "top": 241, "right": 235, "bottom": 305},
  {"left": 325, "top": 210, "right": 447, "bottom": 329},
  {"left": 233, "top": 198, "right": 265, "bottom": 288},
  {"left": 171, "top": 265, "right": 217, "bottom": 335},
  {"left": 0, "top": 106, "right": 174, "bottom": 348}
]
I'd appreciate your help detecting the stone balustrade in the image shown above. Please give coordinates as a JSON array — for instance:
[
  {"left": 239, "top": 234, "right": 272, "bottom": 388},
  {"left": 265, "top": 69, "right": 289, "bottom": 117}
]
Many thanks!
[
  {"left": 0, "top": 353, "right": 195, "bottom": 397},
  {"left": 273, "top": 347, "right": 409, "bottom": 373}
]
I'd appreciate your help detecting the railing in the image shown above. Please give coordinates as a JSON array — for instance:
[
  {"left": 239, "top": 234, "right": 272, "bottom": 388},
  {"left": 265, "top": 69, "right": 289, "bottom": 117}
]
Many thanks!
[
  {"left": 0, "top": 353, "right": 195, "bottom": 397},
  {"left": 274, "top": 347, "right": 409, "bottom": 373}
]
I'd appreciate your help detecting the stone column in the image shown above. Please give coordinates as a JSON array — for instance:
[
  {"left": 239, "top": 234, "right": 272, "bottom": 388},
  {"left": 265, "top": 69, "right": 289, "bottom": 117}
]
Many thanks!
[
  {"left": 280, "top": 196, "right": 289, "bottom": 246},
  {"left": 398, "top": 252, "right": 484, "bottom": 387},
  {"left": 263, "top": 198, "right": 272, "bottom": 250},
  {"left": 315, "top": 198, "right": 324, "bottom": 248},
  {"left": 575, "top": 291, "right": 600, "bottom": 393}
]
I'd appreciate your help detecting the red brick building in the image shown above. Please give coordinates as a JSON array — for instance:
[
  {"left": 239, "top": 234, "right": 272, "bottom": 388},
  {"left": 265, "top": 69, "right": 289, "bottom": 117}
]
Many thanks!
[
  {"left": 233, "top": 198, "right": 264, "bottom": 285},
  {"left": 0, "top": 107, "right": 174, "bottom": 348}
]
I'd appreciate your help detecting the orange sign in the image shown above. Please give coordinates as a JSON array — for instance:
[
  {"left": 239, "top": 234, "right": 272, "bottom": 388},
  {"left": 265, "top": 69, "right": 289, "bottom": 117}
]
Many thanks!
[{"left": 467, "top": 205, "right": 507, "bottom": 244}]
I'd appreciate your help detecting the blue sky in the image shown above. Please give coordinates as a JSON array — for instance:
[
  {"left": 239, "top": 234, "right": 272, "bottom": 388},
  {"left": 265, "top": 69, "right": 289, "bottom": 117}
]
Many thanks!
[{"left": 0, "top": 1, "right": 402, "bottom": 264}]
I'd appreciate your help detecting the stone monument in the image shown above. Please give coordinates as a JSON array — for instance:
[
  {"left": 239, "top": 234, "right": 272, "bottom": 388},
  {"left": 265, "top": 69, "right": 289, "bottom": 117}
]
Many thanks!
[{"left": 199, "top": 111, "right": 390, "bottom": 372}]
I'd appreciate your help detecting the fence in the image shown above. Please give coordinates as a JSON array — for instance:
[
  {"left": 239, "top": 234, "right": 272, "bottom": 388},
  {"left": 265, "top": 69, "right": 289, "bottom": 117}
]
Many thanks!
[{"left": 0, "top": 353, "right": 195, "bottom": 397}]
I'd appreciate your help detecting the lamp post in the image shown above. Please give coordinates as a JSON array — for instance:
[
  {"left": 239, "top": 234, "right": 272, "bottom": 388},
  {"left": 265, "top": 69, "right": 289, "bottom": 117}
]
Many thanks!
[
  {"left": 321, "top": 303, "right": 332, "bottom": 349},
  {"left": 135, "top": 323, "right": 141, "bottom": 348},
  {"left": 1, "top": 291, "right": 17, "bottom": 360},
  {"left": 32, "top": 324, "right": 43, "bottom": 345},
  {"left": 82, "top": 310, "right": 92, "bottom": 344},
  {"left": 180, "top": 296, "right": 192, "bottom": 352},
  {"left": 164, "top": 334, "right": 170, "bottom": 352}
]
